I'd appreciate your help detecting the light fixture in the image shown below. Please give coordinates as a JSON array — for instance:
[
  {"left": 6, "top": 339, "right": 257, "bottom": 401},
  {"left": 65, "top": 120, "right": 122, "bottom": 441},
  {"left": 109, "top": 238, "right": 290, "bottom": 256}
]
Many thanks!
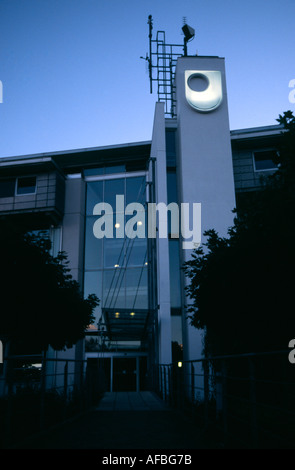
[
  {"left": 115, "top": 312, "right": 120, "bottom": 318},
  {"left": 182, "top": 23, "right": 195, "bottom": 41},
  {"left": 114, "top": 264, "right": 119, "bottom": 268},
  {"left": 137, "top": 221, "right": 143, "bottom": 226},
  {"left": 182, "top": 22, "right": 195, "bottom": 56},
  {"left": 178, "top": 361, "right": 183, "bottom": 368},
  {"left": 145, "top": 262, "right": 148, "bottom": 266},
  {"left": 130, "top": 312, "right": 135, "bottom": 316},
  {"left": 115, "top": 223, "right": 120, "bottom": 228}
]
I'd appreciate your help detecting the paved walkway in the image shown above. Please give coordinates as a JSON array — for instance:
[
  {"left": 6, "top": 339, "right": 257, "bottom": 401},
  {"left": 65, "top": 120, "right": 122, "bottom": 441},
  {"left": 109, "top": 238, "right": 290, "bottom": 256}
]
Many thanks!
[
  {"left": 14, "top": 392, "right": 203, "bottom": 449},
  {"left": 96, "top": 391, "right": 169, "bottom": 411}
]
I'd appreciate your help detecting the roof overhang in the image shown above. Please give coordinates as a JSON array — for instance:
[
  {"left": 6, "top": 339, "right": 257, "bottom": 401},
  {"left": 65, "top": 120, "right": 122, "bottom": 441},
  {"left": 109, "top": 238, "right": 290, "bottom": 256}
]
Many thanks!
[{"left": 102, "top": 308, "right": 151, "bottom": 342}]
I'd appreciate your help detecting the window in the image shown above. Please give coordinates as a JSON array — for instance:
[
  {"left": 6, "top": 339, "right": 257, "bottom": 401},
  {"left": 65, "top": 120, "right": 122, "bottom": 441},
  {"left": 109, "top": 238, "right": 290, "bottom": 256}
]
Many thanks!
[
  {"left": 253, "top": 150, "right": 278, "bottom": 171},
  {"left": 84, "top": 217, "right": 103, "bottom": 269},
  {"left": 127, "top": 238, "right": 147, "bottom": 267},
  {"left": 83, "top": 167, "right": 104, "bottom": 177},
  {"left": 126, "top": 268, "right": 148, "bottom": 309},
  {"left": 103, "top": 269, "right": 126, "bottom": 309},
  {"left": 167, "top": 170, "right": 178, "bottom": 205},
  {"left": 84, "top": 174, "right": 149, "bottom": 335},
  {"left": 16, "top": 176, "right": 36, "bottom": 195},
  {"left": 84, "top": 165, "right": 126, "bottom": 177},
  {"left": 169, "top": 239, "right": 182, "bottom": 308},
  {"left": 166, "top": 129, "right": 177, "bottom": 167},
  {"left": 84, "top": 271, "right": 102, "bottom": 322},
  {"left": 105, "top": 165, "right": 126, "bottom": 175},
  {"left": 86, "top": 181, "right": 103, "bottom": 215},
  {"left": 84, "top": 162, "right": 146, "bottom": 177},
  {"left": 104, "top": 179, "right": 125, "bottom": 209},
  {"left": 104, "top": 238, "right": 125, "bottom": 268},
  {"left": 0, "top": 178, "right": 16, "bottom": 198},
  {"left": 126, "top": 176, "right": 146, "bottom": 205},
  {"left": 167, "top": 170, "right": 179, "bottom": 236}
]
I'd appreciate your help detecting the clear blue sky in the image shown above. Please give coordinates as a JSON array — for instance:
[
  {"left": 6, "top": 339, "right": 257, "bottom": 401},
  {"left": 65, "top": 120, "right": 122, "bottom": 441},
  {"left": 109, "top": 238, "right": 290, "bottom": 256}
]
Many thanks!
[{"left": 0, "top": 0, "right": 294, "bottom": 158}]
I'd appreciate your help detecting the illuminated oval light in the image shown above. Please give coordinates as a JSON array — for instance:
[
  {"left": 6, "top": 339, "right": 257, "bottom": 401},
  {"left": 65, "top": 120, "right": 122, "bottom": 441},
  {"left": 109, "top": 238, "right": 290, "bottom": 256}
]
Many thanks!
[
  {"left": 114, "top": 264, "right": 119, "bottom": 268},
  {"left": 130, "top": 312, "right": 135, "bottom": 316},
  {"left": 185, "top": 70, "right": 223, "bottom": 113},
  {"left": 137, "top": 221, "right": 143, "bottom": 226},
  {"left": 115, "top": 223, "right": 120, "bottom": 228},
  {"left": 178, "top": 361, "right": 183, "bottom": 368}
]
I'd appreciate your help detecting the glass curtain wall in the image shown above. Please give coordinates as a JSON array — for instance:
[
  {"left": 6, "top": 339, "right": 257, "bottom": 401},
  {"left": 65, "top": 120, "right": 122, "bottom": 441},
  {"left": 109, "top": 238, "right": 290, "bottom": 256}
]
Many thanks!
[{"left": 84, "top": 170, "right": 148, "bottom": 352}]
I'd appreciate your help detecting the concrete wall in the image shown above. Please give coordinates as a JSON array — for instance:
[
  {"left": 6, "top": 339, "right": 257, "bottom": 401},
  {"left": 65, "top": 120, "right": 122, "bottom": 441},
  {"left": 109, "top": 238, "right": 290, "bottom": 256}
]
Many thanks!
[
  {"left": 175, "top": 56, "right": 236, "bottom": 361},
  {"left": 231, "top": 126, "right": 282, "bottom": 194},
  {"left": 150, "top": 102, "right": 172, "bottom": 365},
  {"left": 62, "top": 176, "right": 86, "bottom": 285},
  {"left": 232, "top": 148, "right": 276, "bottom": 192},
  {"left": 0, "top": 171, "right": 65, "bottom": 218},
  {"left": 54, "top": 176, "right": 86, "bottom": 384}
]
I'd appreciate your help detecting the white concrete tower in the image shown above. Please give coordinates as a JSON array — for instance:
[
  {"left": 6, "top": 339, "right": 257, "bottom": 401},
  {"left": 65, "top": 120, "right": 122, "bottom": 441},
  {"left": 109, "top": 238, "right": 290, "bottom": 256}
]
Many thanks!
[{"left": 175, "top": 56, "right": 236, "bottom": 361}]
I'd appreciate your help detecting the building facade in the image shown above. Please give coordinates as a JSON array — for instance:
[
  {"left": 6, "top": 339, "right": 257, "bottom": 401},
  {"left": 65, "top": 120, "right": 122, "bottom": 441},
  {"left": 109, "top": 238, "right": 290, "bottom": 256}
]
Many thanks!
[{"left": 0, "top": 52, "right": 281, "bottom": 393}]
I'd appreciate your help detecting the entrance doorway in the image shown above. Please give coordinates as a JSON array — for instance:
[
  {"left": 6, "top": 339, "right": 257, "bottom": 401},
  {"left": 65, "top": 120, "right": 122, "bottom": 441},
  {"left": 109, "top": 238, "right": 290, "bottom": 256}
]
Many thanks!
[
  {"left": 112, "top": 357, "right": 148, "bottom": 392},
  {"left": 113, "top": 358, "right": 136, "bottom": 391},
  {"left": 85, "top": 355, "right": 149, "bottom": 392}
]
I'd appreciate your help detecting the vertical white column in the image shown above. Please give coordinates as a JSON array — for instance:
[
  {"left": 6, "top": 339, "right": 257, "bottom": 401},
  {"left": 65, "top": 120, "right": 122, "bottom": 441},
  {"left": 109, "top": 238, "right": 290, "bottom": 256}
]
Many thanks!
[
  {"left": 150, "top": 102, "right": 172, "bottom": 365},
  {"left": 175, "top": 56, "right": 236, "bottom": 361}
]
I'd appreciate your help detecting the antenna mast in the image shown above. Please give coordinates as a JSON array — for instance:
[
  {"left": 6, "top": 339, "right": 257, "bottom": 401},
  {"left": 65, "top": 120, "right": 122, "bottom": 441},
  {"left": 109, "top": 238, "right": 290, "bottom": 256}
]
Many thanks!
[{"left": 143, "top": 15, "right": 195, "bottom": 117}]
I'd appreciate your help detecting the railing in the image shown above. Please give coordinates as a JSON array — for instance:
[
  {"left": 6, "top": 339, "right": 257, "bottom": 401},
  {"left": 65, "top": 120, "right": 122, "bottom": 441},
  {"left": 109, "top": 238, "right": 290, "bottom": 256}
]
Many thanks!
[
  {"left": 154, "top": 350, "right": 295, "bottom": 449},
  {"left": 0, "top": 354, "right": 105, "bottom": 448}
]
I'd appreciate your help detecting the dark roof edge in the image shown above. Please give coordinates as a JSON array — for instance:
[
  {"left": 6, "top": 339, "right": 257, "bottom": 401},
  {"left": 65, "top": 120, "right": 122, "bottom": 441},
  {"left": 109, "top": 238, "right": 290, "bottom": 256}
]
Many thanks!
[
  {"left": 230, "top": 124, "right": 284, "bottom": 136},
  {"left": 0, "top": 140, "right": 151, "bottom": 164}
]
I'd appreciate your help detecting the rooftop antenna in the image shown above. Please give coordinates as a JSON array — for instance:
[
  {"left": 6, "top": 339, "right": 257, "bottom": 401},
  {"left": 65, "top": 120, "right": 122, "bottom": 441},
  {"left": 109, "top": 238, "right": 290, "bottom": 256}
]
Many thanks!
[
  {"left": 148, "top": 15, "right": 153, "bottom": 93},
  {"left": 142, "top": 15, "right": 196, "bottom": 117},
  {"left": 140, "top": 15, "right": 154, "bottom": 94},
  {"left": 182, "top": 17, "right": 195, "bottom": 56}
]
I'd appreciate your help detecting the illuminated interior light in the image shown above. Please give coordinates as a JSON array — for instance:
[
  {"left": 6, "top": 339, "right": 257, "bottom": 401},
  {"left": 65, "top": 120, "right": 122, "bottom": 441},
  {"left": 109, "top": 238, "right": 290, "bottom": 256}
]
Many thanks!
[
  {"left": 137, "top": 221, "right": 143, "bottom": 226},
  {"left": 130, "top": 312, "right": 135, "bottom": 316},
  {"left": 178, "top": 361, "right": 183, "bottom": 368},
  {"left": 114, "top": 264, "right": 119, "bottom": 268},
  {"left": 115, "top": 312, "right": 120, "bottom": 318},
  {"left": 115, "top": 223, "right": 120, "bottom": 228}
]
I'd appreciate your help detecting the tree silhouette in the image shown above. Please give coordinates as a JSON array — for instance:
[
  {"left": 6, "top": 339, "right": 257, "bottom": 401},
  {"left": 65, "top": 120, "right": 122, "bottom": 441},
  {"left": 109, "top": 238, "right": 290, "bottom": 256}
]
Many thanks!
[
  {"left": 183, "top": 112, "right": 295, "bottom": 356},
  {"left": 0, "top": 219, "right": 98, "bottom": 353}
]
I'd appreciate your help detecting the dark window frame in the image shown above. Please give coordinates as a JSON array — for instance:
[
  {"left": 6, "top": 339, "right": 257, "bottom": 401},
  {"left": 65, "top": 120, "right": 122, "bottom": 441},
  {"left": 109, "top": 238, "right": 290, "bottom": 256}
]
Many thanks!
[
  {"left": 253, "top": 149, "right": 278, "bottom": 172},
  {"left": 16, "top": 176, "right": 37, "bottom": 196}
]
